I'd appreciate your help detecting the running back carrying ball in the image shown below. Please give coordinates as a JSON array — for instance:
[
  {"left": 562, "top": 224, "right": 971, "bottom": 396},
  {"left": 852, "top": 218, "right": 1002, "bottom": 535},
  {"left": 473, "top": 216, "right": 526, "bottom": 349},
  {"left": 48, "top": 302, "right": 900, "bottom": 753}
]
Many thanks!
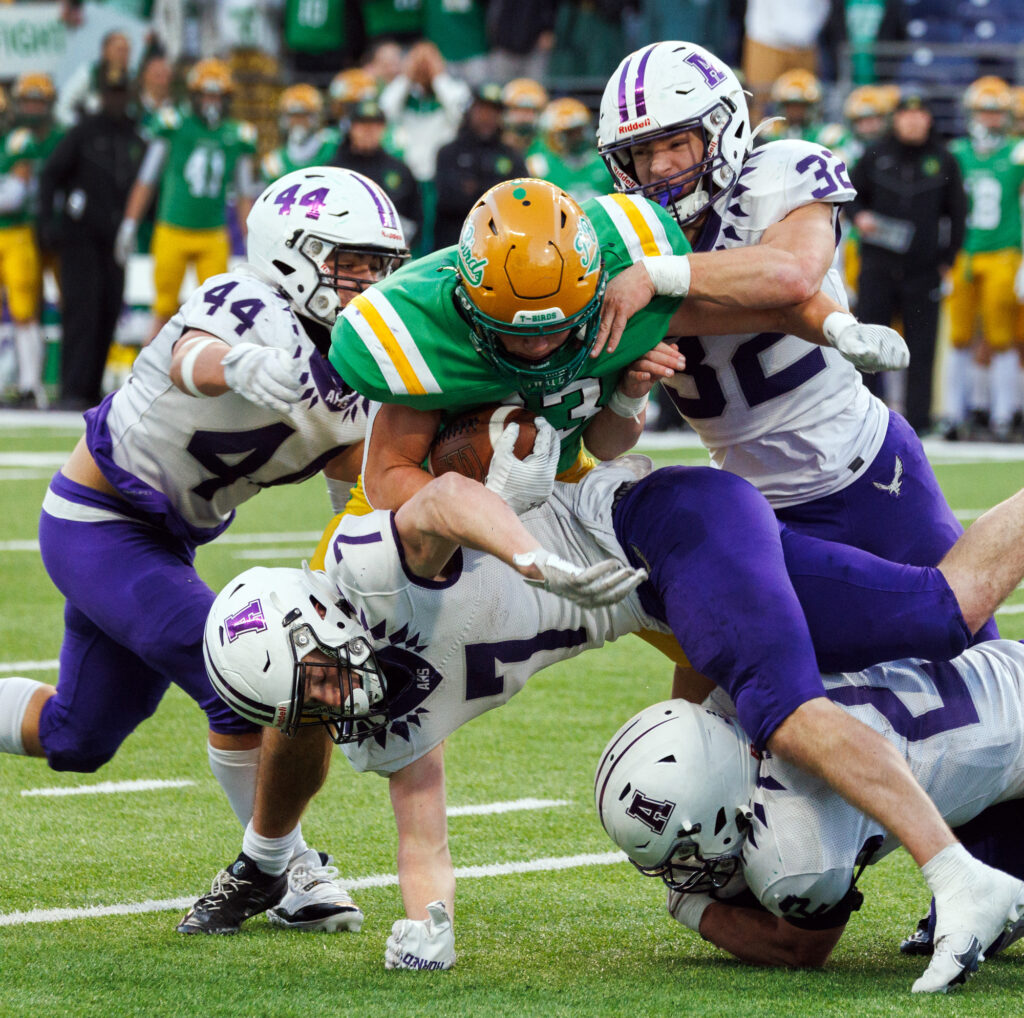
[{"left": 428, "top": 405, "right": 538, "bottom": 481}]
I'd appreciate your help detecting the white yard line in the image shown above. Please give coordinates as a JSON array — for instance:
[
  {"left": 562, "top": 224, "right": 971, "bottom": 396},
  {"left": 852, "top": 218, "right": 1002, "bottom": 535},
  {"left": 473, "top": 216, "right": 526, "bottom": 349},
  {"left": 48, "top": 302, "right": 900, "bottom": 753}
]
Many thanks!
[
  {"left": 446, "top": 798, "right": 570, "bottom": 816},
  {"left": 0, "top": 850, "right": 625, "bottom": 927},
  {"left": 0, "top": 659, "right": 59, "bottom": 673},
  {"left": 20, "top": 779, "right": 196, "bottom": 798}
]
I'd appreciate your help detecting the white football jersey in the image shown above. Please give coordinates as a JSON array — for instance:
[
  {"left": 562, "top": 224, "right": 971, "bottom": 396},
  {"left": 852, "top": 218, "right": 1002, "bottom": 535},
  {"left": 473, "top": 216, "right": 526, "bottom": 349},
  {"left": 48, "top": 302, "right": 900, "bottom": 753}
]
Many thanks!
[
  {"left": 90, "top": 268, "right": 369, "bottom": 540},
  {"left": 662, "top": 140, "right": 889, "bottom": 507},
  {"left": 328, "top": 458, "right": 663, "bottom": 775},
  {"left": 708, "top": 641, "right": 1024, "bottom": 923}
]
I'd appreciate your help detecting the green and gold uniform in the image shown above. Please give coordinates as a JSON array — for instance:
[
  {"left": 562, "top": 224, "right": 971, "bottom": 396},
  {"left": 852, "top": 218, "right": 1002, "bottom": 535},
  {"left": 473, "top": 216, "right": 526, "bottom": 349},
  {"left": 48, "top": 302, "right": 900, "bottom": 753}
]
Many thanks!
[
  {"left": 261, "top": 127, "right": 341, "bottom": 184},
  {"left": 526, "top": 142, "right": 613, "bottom": 203},
  {"left": 330, "top": 193, "right": 690, "bottom": 477},
  {"left": 947, "top": 136, "right": 1024, "bottom": 351}
]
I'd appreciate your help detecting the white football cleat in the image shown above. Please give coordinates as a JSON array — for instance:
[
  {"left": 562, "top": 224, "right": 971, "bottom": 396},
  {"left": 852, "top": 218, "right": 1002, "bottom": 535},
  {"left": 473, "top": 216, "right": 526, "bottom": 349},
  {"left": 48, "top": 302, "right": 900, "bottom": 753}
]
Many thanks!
[
  {"left": 912, "top": 862, "right": 1024, "bottom": 993},
  {"left": 266, "top": 849, "right": 363, "bottom": 933}
]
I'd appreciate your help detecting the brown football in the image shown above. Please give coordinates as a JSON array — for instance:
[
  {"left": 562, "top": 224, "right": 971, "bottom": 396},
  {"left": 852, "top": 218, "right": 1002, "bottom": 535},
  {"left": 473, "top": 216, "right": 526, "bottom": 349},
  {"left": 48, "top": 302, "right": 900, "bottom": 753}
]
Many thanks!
[{"left": 428, "top": 404, "right": 538, "bottom": 481}]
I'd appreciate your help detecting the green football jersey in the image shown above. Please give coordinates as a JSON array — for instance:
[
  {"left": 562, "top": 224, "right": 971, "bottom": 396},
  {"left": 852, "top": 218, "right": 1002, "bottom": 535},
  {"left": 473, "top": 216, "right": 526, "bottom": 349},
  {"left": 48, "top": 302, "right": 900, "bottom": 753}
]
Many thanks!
[
  {"left": 152, "top": 108, "right": 258, "bottom": 230},
  {"left": 330, "top": 193, "right": 691, "bottom": 473},
  {"left": 261, "top": 128, "right": 341, "bottom": 184},
  {"left": 0, "top": 128, "right": 35, "bottom": 229},
  {"left": 526, "top": 142, "right": 613, "bottom": 203},
  {"left": 949, "top": 136, "right": 1024, "bottom": 254}
]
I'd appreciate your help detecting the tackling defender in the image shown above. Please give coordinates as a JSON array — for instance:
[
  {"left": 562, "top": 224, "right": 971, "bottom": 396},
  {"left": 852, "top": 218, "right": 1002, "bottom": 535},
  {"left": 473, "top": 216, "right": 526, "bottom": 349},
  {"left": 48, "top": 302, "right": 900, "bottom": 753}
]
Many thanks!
[
  {"left": 596, "top": 642, "right": 1024, "bottom": 992},
  {"left": 192, "top": 452, "right": 1024, "bottom": 985},
  {"left": 0, "top": 166, "right": 408, "bottom": 931}
]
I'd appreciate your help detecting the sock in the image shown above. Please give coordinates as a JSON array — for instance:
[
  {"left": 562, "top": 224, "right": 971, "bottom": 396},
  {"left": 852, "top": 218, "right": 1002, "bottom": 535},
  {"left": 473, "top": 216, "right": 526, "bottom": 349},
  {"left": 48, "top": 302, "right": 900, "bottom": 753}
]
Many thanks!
[
  {"left": 943, "top": 347, "right": 974, "bottom": 425},
  {"left": 14, "top": 322, "right": 43, "bottom": 394},
  {"left": 207, "top": 742, "right": 260, "bottom": 826},
  {"left": 990, "top": 350, "right": 1020, "bottom": 430},
  {"left": 0, "top": 677, "right": 47, "bottom": 755},
  {"left": 922, "top": 843, "right": 974, "bottom": 900},
  {"left": 242, "top": 819, "right": 305, "bottom": 877}
]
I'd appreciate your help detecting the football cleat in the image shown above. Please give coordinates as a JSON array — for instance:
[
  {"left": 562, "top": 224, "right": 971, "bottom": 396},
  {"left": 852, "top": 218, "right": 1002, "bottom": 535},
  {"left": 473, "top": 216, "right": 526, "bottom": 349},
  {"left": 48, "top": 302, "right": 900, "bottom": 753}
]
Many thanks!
[
  {"left": 900, "top": 915, "right": 934, "bottom": 956},
  {"left": 266, "top": 849, "right": 363, "bottom": 932},
  {"left": 984, "top": 913, "right": 1024, "bottom": 958},
  {"left": 912, "top": 864, "right": 1024, "bottom": 993},
  {"left": 176, "top": 853, "right": 286, "bottom": 934}
]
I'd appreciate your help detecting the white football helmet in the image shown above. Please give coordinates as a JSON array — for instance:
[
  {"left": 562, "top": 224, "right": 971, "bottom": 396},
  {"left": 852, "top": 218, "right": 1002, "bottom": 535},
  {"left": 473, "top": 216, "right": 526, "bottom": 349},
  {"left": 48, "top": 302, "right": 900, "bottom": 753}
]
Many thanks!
[
  {"left": 595, "top": 699, "right": 758, "bottom": 892},
  {"left": 204, "top": 564, "right": 402, "bottom": 743},
  {"left": 247, "top": 166, "right": 409, "bottom": 326},
  {"left": 598, "top": 41, "right": 751, "bottom": 227}
]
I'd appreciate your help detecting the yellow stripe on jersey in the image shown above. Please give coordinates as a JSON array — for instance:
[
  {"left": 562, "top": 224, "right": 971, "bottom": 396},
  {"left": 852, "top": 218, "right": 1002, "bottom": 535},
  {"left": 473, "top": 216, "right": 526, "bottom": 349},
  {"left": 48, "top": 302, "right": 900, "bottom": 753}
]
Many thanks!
[
  {"left": 350, "top": 292, "right": 429, "bottom": 396},
  {"left": 608, "top": 194, "right": 663, "bottom": 256}
]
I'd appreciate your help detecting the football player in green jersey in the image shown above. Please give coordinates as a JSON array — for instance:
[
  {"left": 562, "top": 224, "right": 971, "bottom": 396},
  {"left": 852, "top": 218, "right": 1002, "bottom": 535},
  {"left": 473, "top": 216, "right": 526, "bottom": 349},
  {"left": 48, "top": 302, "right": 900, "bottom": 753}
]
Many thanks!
[
  {"left": 0, "top": 72, "right": 63, "bottom": 407},
  {"left": 260, "top": 84, "right": 340, "bottom": 185},
  {"left": 945, "top": 76, "right": 1024, "bottom": 440},
  {"left": 329, "top": 177, "right": 901, "bottom": 513},
  {"left": 759, "top": 69, "right": 831, "bottom": 146},
  {"left": 115, "top": 59, "right": 260, "bottom": 342},
  {"left": 526, "top": 97, "right": 613, "bottom": 203}
]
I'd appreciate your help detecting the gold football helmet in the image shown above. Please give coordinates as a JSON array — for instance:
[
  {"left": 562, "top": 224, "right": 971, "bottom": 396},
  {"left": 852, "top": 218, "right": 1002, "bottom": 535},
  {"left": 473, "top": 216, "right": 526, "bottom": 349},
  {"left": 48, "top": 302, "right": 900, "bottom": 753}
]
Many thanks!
[
  {"left": 770, "top": 69, "right": 822, "bottom": 106},
  {"left": 279, "top": 83, "right": 324, "bottom": 118},
  {"left": 964, "top": 75, "right": 1012, "bottom": 113},
  {"left": 539, "top": 97, "right": 592, "bottom": 156},
  {"left": 502, "top": 78, "right": 549, "bottom": 112},
  {"left": 13, "top": 72, "right": 56, "bottom": 104},
  {"left": 454, "top": 178, "right": 606, "bottom": 395},
  {"left": 187, "top": 58, "right": 234, "bottom": 96},
  {"left": 329, "top": 68, "right": 377, "bottom": 118},
  {"left": 843, "top": 85, "right": 886, "bottom": 122}
]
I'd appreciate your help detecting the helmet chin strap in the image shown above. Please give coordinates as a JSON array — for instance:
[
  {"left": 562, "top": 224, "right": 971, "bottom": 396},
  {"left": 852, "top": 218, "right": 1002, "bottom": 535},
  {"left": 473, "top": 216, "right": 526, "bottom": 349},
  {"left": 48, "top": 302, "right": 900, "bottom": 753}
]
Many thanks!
[{"left": 671, "top": 184, "right": 709, "bottom": 224}]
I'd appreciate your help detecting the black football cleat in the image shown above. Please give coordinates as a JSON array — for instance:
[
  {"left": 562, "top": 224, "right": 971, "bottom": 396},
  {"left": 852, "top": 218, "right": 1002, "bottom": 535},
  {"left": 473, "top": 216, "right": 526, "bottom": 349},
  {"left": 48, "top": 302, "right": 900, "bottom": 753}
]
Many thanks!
[{"left": 177, "top": 853, "right": 287, "bottom": 934}]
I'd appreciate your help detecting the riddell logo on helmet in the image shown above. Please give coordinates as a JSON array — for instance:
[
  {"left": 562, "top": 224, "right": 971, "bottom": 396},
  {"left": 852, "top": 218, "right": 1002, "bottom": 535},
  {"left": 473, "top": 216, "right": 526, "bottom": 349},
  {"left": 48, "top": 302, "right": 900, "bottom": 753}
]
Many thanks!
[
  {"left": 275, "top": 705, "right": 289, "bottom": 726},
  {"left": 618, "top": 117, "right": 651, "bottom": 135}
]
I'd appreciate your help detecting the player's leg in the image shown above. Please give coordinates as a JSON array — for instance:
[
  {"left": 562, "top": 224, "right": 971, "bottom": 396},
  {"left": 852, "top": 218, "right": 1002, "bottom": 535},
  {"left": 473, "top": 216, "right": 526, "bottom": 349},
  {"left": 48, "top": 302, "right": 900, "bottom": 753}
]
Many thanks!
[
  {"left": 942, "top": 252, "right": 977, "bottom": 438},
  {"left": 149, "top": 222, "right": 188, "bottom": 341},
  {"left": 194, "top": 227, "right": 230, "bottom": 286},
  {"left": 8, "top": 224, "right": 45, "bottom": 408},
  {"left": 980, "top": 250, "right": 1020, "bottom": 439}
]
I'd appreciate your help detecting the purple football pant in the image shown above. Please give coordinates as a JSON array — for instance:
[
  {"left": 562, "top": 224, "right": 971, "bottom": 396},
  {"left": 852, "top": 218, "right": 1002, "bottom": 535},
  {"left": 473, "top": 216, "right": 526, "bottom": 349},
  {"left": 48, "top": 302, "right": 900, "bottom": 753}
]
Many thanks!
[
  {"left": 37, "top": 473, "right": 258, "bottom": 773},
  {"left": 613, "top": 465, "right": 970, "bottom": 749},
  {"left": 775, "top": 409, "right": 998, "bottom": 642}
]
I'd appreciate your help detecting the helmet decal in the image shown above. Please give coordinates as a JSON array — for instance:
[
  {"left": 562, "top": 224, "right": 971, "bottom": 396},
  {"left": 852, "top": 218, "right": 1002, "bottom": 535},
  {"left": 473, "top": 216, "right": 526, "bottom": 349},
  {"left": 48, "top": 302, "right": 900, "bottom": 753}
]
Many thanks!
[
  {"left": 573, "top": 215, "right": 600, "bottom": 275},
  {"left": 224, "top": 600, "right": 268, "bottom": 642},
  {"left": 685, "top": 50, "right": 727, "bottom": 88},
  {"left": 353, "top": 173, "right": 401, "bottom": 234},
  {"left": 626, "top": 790, "right": 676, "bottom": 834},
  {"left": 457, "top": 220, "right": 488, "bottom": 286},
  {"left": 616, "top": 44, "right": 656, "bottom": 123}
]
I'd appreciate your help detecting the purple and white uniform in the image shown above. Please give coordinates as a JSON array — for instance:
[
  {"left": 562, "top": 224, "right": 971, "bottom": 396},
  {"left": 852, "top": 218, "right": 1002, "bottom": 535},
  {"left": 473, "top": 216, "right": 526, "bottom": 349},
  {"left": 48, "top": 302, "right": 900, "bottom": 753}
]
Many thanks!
[
  {"left": 664, "top": 140, "right": 978, "bottom": 617},
  {"left": 704, "top": 640, "right": 1024, "bottom": 926},
  {"left": 319, "top": 458, "right": 970, "bottom": 773},
  {"left": 37, "top": 268, "right": 369, "bottom": 771}
]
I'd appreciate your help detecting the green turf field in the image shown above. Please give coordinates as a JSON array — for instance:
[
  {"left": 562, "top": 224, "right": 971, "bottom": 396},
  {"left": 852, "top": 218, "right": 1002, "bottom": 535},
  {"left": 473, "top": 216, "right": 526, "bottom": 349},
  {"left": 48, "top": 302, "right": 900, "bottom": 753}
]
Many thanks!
[{"left": 2, "top": 419, "right": 1023, "bottom": 1017}]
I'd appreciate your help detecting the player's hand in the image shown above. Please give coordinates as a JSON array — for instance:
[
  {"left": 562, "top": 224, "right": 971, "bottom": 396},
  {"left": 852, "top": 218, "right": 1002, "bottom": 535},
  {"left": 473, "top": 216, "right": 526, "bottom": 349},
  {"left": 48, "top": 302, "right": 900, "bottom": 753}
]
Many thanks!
[
  {"left": 824, "top": 315, "right": 910, "bottom": 373},
  {"left": 593, "top": 262, "right": 657, "bottom": 358},
  {"left": 667, "top": 888, "right": 715, "bottom": 933},
  {"left": 618, "top": 341, "right": 686, "bottom": 396},
  {"left": 221, "top": 343, "right": 306, "bottom": 413},
  {"left": 513, "top": 546, "right": 647, "bottom": 608},
  {"left": 1015, "top": 262, "right": 1024, "bottom": 304},
  {"left": 385, "top": 900, "right": 455, "bottom": 971},
  {"left": 114, "top": 218, "right": 137, "bottom": 267},
  {"left": 484, "top": 416, "right": 559, "bottom": 514}
]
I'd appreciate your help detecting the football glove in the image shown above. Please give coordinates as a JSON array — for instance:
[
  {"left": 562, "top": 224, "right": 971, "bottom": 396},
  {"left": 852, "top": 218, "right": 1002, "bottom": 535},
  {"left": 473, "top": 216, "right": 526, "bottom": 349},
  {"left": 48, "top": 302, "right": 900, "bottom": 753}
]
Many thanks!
[
  {"left": 513, "top": 547, "right": 647, "bottom": 609},
  {"left": 667, "top": 888, "right": 714, "bottom": 934},
  {"left": 221, "top": 343, "right": 306, "bottom": 413},
  {"left": 823, "top": 313, "right": 910, "bottom": 373},
  {"left": 114, "top": 218, "right": 137, "bottom": 267},
  {"left": 484, "top": 416, "right": 559, "bottom": 515},
  {"left": 385, "top": 900, "right": 455, "bottom": 971},
  {"left": 1015, "top": 262, "right": 1024, "bottom": 304}
]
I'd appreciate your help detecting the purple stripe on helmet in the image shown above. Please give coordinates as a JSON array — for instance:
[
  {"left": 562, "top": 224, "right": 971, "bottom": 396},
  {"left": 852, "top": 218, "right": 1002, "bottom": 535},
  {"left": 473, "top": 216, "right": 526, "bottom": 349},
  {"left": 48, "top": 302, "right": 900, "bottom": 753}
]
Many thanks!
[
  {"left": 353, "top": 173, "right": 399, "bottom": 232},
  {"left": 617, "top": 57, "right": 631, "bottom": 123},
  {"left": 634, "top": 46, "right": 654, "bottom": 117}
]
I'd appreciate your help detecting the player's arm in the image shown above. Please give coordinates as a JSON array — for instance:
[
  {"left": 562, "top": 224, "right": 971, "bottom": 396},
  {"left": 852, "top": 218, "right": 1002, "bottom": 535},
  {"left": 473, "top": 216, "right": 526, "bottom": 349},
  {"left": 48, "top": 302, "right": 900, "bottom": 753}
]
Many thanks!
[
  {"left": 115, "top": 138, "right": 168, "bottom": 264},
  {"left": 696, "top": 899, "right": 844, "bottom": 967},
  {"left": 234, "top": 153, "right": 257, "bottom": 240},
  {"left": 362, "top": 401, "right": 443, "bottom": 510},
  {"left": 385, "top": 742, "right": 457, "bottom": 971},
  {"left": 395, "top": 470, "right": 645, "bottom": 605},
  {"left": 390, "top": 743, "right": 454, "bottom": 920},
  {"left": 168, "top": 329, "right": 304, "bottom": 412}
]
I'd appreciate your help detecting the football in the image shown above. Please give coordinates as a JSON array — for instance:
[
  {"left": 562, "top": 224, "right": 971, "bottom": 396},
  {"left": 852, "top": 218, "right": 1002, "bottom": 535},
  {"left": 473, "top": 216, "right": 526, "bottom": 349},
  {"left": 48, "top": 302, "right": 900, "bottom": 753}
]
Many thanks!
[{"left": 428, "top": 404, "right": 538, "bottom": 481}]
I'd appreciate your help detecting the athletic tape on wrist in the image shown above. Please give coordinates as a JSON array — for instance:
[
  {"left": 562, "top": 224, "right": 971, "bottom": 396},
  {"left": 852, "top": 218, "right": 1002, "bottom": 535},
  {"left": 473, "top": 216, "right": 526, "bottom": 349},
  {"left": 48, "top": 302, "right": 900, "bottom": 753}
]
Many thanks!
[
  {"left": 179, "top": 338, "right": 219, "bottom": 398},
  {"left": 822, "top": 311, "right": 859, "bottom": 347},
  {"left": 640, "top": 254, "right": 691, "bottom": 298},
  {"left": 607, "top": 388, "right": 649, "bottom": 420}
]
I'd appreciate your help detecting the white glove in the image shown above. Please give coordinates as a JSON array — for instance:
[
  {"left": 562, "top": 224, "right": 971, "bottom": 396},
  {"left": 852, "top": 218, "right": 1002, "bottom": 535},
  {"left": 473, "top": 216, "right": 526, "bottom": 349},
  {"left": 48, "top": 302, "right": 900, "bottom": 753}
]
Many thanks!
[
  {"left": 221, "top": 343, "right": 305, "bottom": 413},
  {"left": 1015, "top": 261, "right": 1024, "bottom": 303},
  {"left": 484, "top": 416, "right": 559, "bottom": 514},
  {"left": 513, "top": 546, "right": 647, "bottom": 608},
  {"left": 385, "top": 900, "right": 455, "bottom": 971},
  {"left": 823, "top": 312, "right": 910, "bottom": 373},
  {"left": 114, "top": 218, "right": 137, "bottom": 267}
]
